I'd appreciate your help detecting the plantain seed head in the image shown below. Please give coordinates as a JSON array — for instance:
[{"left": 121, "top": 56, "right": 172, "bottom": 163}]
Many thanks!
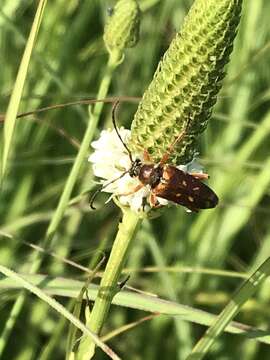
[{"left": 129, "top": 0, "right": 243, "bottom": 164}]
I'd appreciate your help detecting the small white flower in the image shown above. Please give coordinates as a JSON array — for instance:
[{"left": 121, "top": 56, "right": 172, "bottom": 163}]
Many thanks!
[{"left": 89, "top": 127, "right": 204, "bottom": 212}]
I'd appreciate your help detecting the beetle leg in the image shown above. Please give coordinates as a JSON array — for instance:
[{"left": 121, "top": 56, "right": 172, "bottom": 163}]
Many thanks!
[
  {"left": 117, "top": 183, "right": 144, "bottom": 196},
  {"left": 158, "top": 152, "right": 170, "bottom": 166},
  {"left": 190, "top": 172, "right": 209, "bottom": 180},
  {"left": 149, "top": 192, "right": 163, "bottom": 208},
  {"left": 143, "top": 149, "right": 153, "bottom": 162},
  {"left": 149, "top": 192, "right": 157, "bottom": 207}
]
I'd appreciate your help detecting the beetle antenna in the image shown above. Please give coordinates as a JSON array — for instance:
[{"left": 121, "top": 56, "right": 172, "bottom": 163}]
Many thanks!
[
  {"left": 90, "top": 101, "right": 136, "bottom": 209},
  {"left": 90, "top": 168, "right": 130, "bottom": 209},
  {"left": 112, "top": 101, "right": 134, "bottom": 163},
  {"left": 159, "top": 118, "right": 192, "bottom": 166}
]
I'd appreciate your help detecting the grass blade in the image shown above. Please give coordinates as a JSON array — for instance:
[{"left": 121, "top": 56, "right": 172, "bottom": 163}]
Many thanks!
[
  {"left": 1, "top": 273, "right": 270, "bottom": 347},
  {"left": 187, "top": 257, "right": 270, "bottom": 360},
  {"left": 1, "top": 0, "right": 47, "bottom": 181},
  {"left": 0, "top": 265, "right": 120, "bottom": 360}
]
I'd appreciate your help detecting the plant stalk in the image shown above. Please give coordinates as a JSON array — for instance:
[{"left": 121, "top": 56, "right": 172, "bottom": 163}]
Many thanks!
[{"left": 76, "top": 209, "right": 142, "bottom": 360}]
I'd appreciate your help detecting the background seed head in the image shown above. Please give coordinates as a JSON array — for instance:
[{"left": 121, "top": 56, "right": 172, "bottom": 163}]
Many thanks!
[{"left": 103, "top": 0, "right": 140, "bottom": 61}]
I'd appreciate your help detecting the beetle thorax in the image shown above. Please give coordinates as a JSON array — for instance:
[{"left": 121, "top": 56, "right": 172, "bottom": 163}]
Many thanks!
[{"left": 138, "top": 164, "right": 163, "bottom": 188}]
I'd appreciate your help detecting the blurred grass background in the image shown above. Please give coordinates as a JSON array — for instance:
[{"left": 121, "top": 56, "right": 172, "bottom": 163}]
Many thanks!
[{"left": 1, "top": 0, "right": 270, "bottom": 359}]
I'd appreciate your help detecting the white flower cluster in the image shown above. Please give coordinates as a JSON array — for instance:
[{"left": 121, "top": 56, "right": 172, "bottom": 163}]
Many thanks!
[{"left": 89, "top": 128, "right": 203, "bottom": 212}]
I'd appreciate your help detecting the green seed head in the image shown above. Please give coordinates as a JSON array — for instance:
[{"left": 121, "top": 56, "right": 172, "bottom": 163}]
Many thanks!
[
  {"left": 103, "top": 0, "right": 140, "bottom": 61},
  {"left": 129, "top": 0, "right": 242, "bottom": 164}
]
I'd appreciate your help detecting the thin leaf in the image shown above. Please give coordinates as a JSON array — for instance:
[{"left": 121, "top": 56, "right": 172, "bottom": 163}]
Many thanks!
[
  {"left": 1, "top": 0, "right": 47, "bottom": 181},
  {"left": 187, "top": 257, "right": 270, "bottom": 360},
  {"left": 0, "top": 273, "right": 270, "bottom": 347},
  {"left": 0, "top": 265, "right": 120, "bottom": 360}
]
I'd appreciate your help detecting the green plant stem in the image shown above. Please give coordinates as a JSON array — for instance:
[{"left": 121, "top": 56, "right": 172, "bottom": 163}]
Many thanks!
[
  {"left": 0, "top": 53, "right": 119, "bottom": 357},
  {"left": 76, "top": 209, "right": 142, "bottom": 360},
  {"left": 0, "top": 291, "right": 26, "bottom": 356}
]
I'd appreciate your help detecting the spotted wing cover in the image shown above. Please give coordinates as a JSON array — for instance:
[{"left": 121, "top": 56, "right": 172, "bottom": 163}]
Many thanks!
[{"left": 153, "top": 165, "right": 218, "bottom": 211}]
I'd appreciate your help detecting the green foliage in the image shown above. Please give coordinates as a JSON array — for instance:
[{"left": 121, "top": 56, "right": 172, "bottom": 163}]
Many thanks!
[{"left": 1, "top": 1, "right": 270, "bottom": 360}]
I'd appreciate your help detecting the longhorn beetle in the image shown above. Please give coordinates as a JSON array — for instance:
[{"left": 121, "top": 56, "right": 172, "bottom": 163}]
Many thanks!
[{"left": 90, "top": 101, "right": 218, "bottom": 212}]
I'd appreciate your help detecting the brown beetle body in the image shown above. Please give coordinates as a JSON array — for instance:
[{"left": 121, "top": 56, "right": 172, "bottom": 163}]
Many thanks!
[{"left": 129, "top": 161, "right": 218, "bottom": 212}]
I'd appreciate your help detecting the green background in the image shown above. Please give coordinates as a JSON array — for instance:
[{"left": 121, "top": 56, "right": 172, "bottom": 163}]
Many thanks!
[{"left": 1, "top": 1, "right": 270, "bottom": 359}]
